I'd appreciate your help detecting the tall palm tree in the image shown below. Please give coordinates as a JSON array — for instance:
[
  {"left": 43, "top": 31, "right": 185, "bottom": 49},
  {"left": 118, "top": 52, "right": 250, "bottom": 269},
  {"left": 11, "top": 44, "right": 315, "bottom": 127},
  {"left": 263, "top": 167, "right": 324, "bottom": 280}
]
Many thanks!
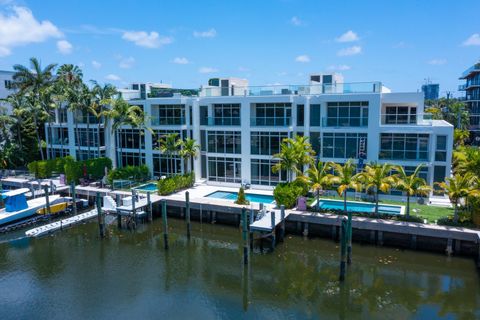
[
  {"left": 180, "top": 138, "right": 200, "bottom": 173},
  {"left": 158, "top": 133, "right": 182, "bottom": 176},
  {"left": 292, "top": 135, "right": 315, "bottom": 175},
  {"left": 91, "top": 81, "right": 117, "bottom": 157},
  {"left": 12, "top": 58, "right": 57, "bottom": 160},
  {"left": 273, "top": 137, "right": 300, "bottom": 182},
  {"left": 306, "top": 161, "right": 332, "bottom": 211},
  {"left": 394, "top": 164, "right": 432, "bottom": 218},
  {"left": 103, "top": 98, "right": 142, "bottom": 167},
  {"left": 356, "top": 163, "right": 397, "bottom": 215},
  {"left": 436, "top": 173, "right": 480, "bottom": 222},
  {"left": 130, "top": 108, "right": 152, "bottom": 165}
]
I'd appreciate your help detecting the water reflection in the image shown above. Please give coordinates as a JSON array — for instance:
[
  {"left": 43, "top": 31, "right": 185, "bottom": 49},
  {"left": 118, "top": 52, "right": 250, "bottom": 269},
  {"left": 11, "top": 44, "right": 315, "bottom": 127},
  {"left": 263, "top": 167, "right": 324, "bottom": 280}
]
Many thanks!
[{"left": 0, "top": 218, "right": 478, "bottom": 319}]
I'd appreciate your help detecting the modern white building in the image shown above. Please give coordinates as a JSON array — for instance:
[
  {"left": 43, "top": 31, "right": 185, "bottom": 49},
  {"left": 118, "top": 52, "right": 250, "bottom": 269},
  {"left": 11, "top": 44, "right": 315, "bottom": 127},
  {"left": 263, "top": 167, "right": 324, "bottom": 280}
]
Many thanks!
[
  {"left": 45, "top": 74, "right": 454, "bottom": 192},
  {"left": 0, "top": 70, "right": 15, "bottom": 114}
]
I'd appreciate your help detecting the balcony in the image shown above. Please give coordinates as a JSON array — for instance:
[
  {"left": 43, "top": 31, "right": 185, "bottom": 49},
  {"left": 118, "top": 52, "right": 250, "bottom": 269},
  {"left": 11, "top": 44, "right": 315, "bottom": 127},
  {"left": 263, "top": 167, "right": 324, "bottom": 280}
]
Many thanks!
[
  {"left": 200, "top": 82, "right": 383, "bottom": 97},
  {"left": 458, "top": 84, "right": 467, "bottom": 91},
  {"left": 250, "top": 117, "right": 291, "bottom": 126},
  {"left": 206, "top": 117, "right": 241, "bottom": 126},
  {"left": 322, "top": 117, "right": 368, "bottom": 127},
  {"left": 380, "top": 113, "right": 433, "bottom": 126},
  {"left": 151, "top": 118, "right": 186, "bottom": 126}
]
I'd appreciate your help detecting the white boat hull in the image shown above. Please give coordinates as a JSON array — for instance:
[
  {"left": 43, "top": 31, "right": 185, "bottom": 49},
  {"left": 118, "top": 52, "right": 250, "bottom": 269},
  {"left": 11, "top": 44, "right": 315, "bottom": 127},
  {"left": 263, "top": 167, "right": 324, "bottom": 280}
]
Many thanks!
[{"left": 0, "top": 195, "right": 61, "bottom": 226}]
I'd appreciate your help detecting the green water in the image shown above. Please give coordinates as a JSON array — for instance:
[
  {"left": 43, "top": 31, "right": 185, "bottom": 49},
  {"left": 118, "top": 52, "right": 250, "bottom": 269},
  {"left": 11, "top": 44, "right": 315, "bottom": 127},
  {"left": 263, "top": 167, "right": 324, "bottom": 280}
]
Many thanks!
[{"left": 0, "top": 217, "right": 479, "bottom": 319}]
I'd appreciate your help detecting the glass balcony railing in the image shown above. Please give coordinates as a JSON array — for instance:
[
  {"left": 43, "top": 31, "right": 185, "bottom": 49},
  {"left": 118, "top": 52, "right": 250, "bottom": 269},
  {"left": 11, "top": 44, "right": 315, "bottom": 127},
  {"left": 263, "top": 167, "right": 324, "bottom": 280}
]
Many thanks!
[
  {"left": 206, "top": 117, "right": 241, "bottom": 126},
  {"left": 322, "top": 117, "right": 368, "bottom": 127},
  {"left": 250, "top": 117, "right": 291, "bottom": 126},
  {"left": 380, "top": 114, "right": 433, "bottom": 126},
  {"left": 151, "top": 118, "right": 186, "bottom": 126},
  {"left": 458, "top": 84, "right": 467, "bottom": 91},
  {"left": 200, "top": 82, "right": 383, "bottom": 97}
]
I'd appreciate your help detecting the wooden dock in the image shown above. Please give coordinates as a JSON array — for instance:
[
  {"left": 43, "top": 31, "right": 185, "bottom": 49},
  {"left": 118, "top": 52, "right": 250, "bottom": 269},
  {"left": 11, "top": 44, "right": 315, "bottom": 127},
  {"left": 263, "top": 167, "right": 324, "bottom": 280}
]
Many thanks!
[
  {"left": 25, "top": 209, "right": 98, "bottom": 237},
  {"left": 250, "top": 209, "right": 290, "bottom": 232}
]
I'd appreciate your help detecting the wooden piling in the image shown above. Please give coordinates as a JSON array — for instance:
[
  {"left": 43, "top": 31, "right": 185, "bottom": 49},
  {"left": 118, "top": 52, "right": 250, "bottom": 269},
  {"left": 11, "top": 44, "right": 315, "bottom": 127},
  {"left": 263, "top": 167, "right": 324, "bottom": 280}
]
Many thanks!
[
  {"left": 43, "top": 185, "right": 51, "bottom": 216},
  {"left": 186, "top": 191, "right": 191, "bottom": 239},
  {"left": 347, "top": 212, "right": 353, "bottom": 265},
  {"left": 147, "top": 192, "right": 153, "bottom": 223},
  {"left": 339, "top": 218, "right": 348, "bottom": 281},
  {"left": 131, "top": 189, "right": 137, "bottom": 225},
  {"left": 242, "top": 207, "right": 248, "bottom": 265},
  {"left": 270, "top": 210, "right": 276, "bottom": 251},
  {"left": 249, "top": 208, "right": 254, "bottom": 251},
  {"left": 96, "top": 192, "right": 105, "bottom": 238},
  {"left": 70, "top": 182, "right": 77, "bottom": 216},
  {"left": 280, "top": 205, "right": 285, "bottom": 242},
  {"left": 116, "top": 194, "right": 121, "bottom": 229},
  {"left": 162, "top": 200, "right": 169, "bottom": 250}
]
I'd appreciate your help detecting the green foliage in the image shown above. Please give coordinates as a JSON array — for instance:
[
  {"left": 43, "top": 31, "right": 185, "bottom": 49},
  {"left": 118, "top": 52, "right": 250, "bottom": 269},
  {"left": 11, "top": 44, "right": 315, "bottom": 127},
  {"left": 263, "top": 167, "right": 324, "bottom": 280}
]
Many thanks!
[
  {"left": 157, "top": 172, "right": 195, "bottom": 195},
  {"left": 274, "top": 181, "right": 308, "bottom": 209},
  {"left": 62, "top": 157, "right": 112, "bottom": 183},
  {"left": 27, "top": 156, "right": 76, "bottom": 179},
  {"left": 107, "top": 164, "right": 149, "bottom": 185},
  {"left": 235, "top": 187, "right": 250, "bottom": 205}
]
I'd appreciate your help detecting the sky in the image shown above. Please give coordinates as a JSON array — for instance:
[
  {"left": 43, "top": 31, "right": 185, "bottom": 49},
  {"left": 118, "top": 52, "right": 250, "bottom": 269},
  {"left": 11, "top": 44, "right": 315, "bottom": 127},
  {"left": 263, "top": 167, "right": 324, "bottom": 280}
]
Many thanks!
[{"left": 0, "top": 0, "right": 479, "bottom": 96}]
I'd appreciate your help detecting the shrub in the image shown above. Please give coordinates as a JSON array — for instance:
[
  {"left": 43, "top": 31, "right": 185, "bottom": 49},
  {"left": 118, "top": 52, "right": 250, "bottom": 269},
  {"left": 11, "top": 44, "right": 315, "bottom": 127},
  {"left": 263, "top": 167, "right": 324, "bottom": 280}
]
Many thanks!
[
  {"left": 274, "top": 182, "right": 305, "bottom": 209},
  {"left": 157, "top": 172, "right": 195, "bottom": 195},
  {"left": 107, "top": 164, "right": 150, "bottom": 185},
  {"left": 235, "top": 187, "right": 250, "bottom": 205}
]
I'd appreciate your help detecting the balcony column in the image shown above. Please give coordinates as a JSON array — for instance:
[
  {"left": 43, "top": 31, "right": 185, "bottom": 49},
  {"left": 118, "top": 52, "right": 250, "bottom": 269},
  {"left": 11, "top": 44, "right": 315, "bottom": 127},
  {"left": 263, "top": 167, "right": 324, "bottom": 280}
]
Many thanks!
[
  {"left": 240, "top": 101, "right": 251, "bottom": 185},
  {"left": 367, "top": 95, "right": 381, "bottom": 163},
  {"left": 192, "top": 99, "right": 201, "bottom": 181},
  {"left": 67, "top": 109, "right": 77, "bottom": 160},
  {"left": 304, "top": 96, "right": 311, "bottom": 138},
  {"left": 144, "top": 102, "right": 154, "bottom": 176}
]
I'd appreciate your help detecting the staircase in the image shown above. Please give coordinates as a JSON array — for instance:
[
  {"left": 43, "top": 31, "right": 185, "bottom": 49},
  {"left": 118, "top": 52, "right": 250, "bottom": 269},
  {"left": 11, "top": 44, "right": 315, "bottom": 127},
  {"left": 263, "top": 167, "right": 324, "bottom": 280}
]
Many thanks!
[
  {"left": 103, "top": 195, "right": 117, "bottom": 211},
  {"left": 428, "top": 195, "right": 452, "bottom": 208}
]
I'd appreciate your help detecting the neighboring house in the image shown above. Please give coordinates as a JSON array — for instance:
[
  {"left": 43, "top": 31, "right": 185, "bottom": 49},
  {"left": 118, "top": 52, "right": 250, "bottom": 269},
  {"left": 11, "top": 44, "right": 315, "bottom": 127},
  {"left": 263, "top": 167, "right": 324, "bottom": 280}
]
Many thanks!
[{"left": 459, "top": 61, "right": 480, "bottom": 144}]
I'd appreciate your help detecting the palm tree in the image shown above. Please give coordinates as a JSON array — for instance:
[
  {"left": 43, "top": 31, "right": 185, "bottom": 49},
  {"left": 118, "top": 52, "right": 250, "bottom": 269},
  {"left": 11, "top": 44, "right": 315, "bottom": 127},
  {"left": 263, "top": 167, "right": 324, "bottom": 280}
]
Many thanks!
[
  {"left": 436, "top": 173, "right": 480, "bottom": 222},
  {"left": 394, "top": 164, "right": 432, "bottom": 218},
  {"left": 356, "top": 163, "right": 397, "bottom": 215},
  {"left": 158, "top": 133, "right": 182, "bottom": 176},
  {"left": 130, "top": 108, "right": 152, "bottom": 165},
  {"left": 306, "top": 161, "right": 332, "bottom": 211},
  {"left": 292, "top": 135, "right": 315, "bottom": 175},
  {"left": 91, "top": 81, "right": 117, "bottom": 157},
  {"left": 12, "top": 58, "right": 57, "bottom": 160},
  {"left": 179, "top": 138, "right": 200, "bottom": 173},
  {"left": 273, "top": 138, "right": 300, "bottom": 182}
]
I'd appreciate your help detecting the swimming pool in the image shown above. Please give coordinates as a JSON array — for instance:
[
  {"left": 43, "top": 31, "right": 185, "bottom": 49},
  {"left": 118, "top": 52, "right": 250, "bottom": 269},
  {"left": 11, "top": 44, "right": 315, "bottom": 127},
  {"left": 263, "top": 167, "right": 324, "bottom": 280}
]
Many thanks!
[
  {"left": 134, "top": 183, "right": 157, "bottom": 192},
  {"left": 205, "top": 191, "right": 275, "bottom": 204},
  {"left": 317, "top": 199, "right": 403, "bottom": 215}
]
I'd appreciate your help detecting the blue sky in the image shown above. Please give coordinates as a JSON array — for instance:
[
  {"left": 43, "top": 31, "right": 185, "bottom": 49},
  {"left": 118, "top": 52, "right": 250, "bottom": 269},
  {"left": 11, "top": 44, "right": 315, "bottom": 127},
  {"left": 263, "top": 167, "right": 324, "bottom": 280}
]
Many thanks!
[{"left": 0, "top": 0, "right": 479, "bottom": 96}]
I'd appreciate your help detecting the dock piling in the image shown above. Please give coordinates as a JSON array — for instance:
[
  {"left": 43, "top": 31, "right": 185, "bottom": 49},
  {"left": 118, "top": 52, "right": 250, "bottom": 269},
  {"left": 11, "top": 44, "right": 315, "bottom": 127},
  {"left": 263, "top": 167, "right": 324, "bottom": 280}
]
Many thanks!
[
  {"left": 116, "top": 194, "right": 122, "bottom": 229},
  {"left": 70, "top": 182, "right": 77, "bottom": 216},
  {"left": 43, "top": 185, "right": 51, "bottom": 216},
  {"left": 347, "top": 212, "right": 353, "bottom": 265},
  {"left": 242, "top": 207, "right": 248, "bottom": 265},
  {"left": 162, "top": 200, "right": 169, "bottom": 250},
  {"left": 96, "top": 192, "right": 105, "bottom": 238},
  {"left": 270, "top": 210, "right": 276, "bottom": 251},
  {"left": 131, "top": 189, "right": 137, "bottom": 226},
  {"left": 186, "top": 191, "right": 191, "bottom": 239},
  {"left": 249, "top": 207, "right": 254, "bottom": 251},
  {"left": 339, "top": 218, "right": 348, "bottom": 281},
  {"left": 280, "top": 205, "right": 285, "bottom": 242},
  {"left": 147, "top": 192, "right": 152, "bottom": 223}
]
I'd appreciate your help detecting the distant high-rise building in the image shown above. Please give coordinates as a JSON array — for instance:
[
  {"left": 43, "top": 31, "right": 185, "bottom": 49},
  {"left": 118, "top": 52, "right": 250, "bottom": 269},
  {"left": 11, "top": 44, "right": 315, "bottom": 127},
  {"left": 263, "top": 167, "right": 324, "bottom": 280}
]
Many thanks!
[
  {"left": 459, "top": 61, "right": 480, "bottom": 144},
  {"left": 421, "top": 83, "right": 439, "bottom": 100}
]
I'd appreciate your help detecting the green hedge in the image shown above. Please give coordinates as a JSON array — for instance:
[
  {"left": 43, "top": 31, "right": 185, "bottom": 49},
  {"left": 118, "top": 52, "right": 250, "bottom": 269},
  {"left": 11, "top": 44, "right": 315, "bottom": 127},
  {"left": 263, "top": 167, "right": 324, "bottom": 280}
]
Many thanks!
[
  {"left": 107, "top": 165, "right": 150, "bottom": 185},
  {"left": 273, "top": 179, "right": 309, "bottom": 209},
  {"left": 28, "top": 156, "right": 75, "bottom": 179},
  {"left": 157, "top": 172, "right": 195, "bottom": 195}
]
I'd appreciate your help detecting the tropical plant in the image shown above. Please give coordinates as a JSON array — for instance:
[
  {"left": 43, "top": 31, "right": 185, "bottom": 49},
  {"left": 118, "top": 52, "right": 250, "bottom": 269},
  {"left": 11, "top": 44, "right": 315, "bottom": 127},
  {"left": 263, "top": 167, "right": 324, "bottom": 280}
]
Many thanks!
[
  {"left": 356, "top": 163, "right": 396, "bottom": 215},
  {"left": 436, "top": 173, "right": 480, "bottom": 222},
  {"left": 90, "top": 81, "right": 117, "bottom": 157},
  {"left": 292, "top": 135, "right": 315, "bottom": 174},
  {"left": 158, "top": 133, "right": 183, "bottom": 176},
  {"left": 454, "top": 129, "right": 470, "bottom": 147},
  {"left": 179, "top": 138, "right": 200, "bottom": 173},
  {"left": 394, "top": 164, "right": 432, "bottom": 218},
  {"left": 235, "top": 187, "right": 250, "bottom": 205},
  {"left": 306, "top": 161, "right": 332, "bottom": 211},
  {"left": 273, "top": 180, "right": 307, "bottom": 209}
]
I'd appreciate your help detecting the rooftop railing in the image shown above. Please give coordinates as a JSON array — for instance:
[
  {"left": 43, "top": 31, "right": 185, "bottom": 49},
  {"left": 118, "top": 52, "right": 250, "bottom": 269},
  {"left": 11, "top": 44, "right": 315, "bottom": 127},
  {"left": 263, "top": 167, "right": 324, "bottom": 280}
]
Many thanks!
[
  {"left": 200, "top": 82, "right": 382, "bottom": 97},
  {"left": 380, "top": 113, "right": 434, "bottom": 126}
]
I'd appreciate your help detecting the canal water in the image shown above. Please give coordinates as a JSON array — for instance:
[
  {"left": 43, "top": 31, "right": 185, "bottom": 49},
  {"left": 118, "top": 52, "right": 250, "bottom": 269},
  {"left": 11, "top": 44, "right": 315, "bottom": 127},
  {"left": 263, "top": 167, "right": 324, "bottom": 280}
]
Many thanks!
[{"left": 0, "top": 217, "right": 479, "bottom": 319}]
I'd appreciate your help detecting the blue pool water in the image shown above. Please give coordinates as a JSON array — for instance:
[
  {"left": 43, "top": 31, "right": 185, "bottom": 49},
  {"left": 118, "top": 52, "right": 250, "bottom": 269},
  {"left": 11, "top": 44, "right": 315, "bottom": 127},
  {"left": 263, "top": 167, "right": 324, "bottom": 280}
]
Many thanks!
[
  {"left": 205, "top": 191, "right": 275, "bottom": 204},
  {"left": 318, "top": 199, "right": 402, "bottom": 215},
  {"left": 134, "top": 183, "right": 157, "bottom": 192}
]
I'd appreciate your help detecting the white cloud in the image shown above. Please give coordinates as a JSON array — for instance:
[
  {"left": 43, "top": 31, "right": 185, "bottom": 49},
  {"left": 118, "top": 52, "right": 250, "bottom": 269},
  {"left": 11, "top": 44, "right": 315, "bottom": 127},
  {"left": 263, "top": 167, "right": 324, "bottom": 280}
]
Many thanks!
[
  {"left": 172, "top": 57, "right": 189, "bottom": 64},
  {"left": 119, "top": 56, "right": 135, "bottom": 69},
  {"left": 0, "top": 6, "right": 62, "bottom": 56},
  {"left": 335, "top": 30, "right": 359, "bottom": 43},
  {"left": 290, "top": 16, "right": 303, "bottom": 26},
  {"left": 428, "top": 58, "right": 447, "bottom": 65},
  {"left": 327, "top": 64, "right": 351, "bottom": 71},
  {"left": 198, "top": 67, "right": 218, "bottom": 74},
  {"left": 462, "top": 33, "right": 480, "bottom": 46},
  {"left": 105, "top": 74, "right": 121, "bottom": 81},
  {"left": 56, "top": 40, "right": 72, "bottom": 54},
  {"left": 238, "top": 66, "right": 250, "bottom": 72},
  {"left": 337, "top": 45, "right": 362, "bottom": 56},
  {"left": 92, "top": 60, "right": 101, "bottom": 69},
  {"left": 295, "top": 55, "right": 310, "bottom": 63},
  {"left": 122, "top": 30, "right": 172, "bottom": 48},
  {"left": 193, "top": 28, "right": 216, "bottom": 38}
]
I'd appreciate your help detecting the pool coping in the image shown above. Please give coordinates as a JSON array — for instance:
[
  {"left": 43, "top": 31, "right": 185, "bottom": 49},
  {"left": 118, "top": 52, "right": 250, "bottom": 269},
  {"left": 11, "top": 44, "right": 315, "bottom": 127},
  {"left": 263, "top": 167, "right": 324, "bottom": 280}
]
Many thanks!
[
  {"left": 204, "top": 190, "right": 276, "bottom": 204},
  {"left": 311, "top": 198, "right": 405, "bottom": 215}
]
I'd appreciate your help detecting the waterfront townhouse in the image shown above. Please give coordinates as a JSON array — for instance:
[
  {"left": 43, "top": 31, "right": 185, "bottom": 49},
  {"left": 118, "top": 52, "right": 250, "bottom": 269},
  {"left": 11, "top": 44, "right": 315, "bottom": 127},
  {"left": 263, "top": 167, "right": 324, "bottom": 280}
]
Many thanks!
[{"left": 45, "top": 74, "right": 453, "bottom": 192}]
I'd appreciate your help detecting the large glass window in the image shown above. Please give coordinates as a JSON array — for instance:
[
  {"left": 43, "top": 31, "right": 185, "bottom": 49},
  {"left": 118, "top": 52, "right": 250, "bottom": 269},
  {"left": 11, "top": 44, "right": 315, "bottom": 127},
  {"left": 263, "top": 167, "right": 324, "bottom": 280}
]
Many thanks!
[
  {"left": 384, "top": 106, "right": 417, "bottom": 124},
  {"left": 251, "top": 131, "right": 288, "bottom": 155},
  {"left": 297, "top": 104, "right": 304, "bottom": 126},
  {"left": 322, "top": 133, "right": 367, "bottom": 159},
  {"left": 212, "top": 104, "right": 241, "bottom": 125},
  {"left": 152, "top": 104, "right": 185, "bottom": 125},
  {"left": 435, "top": 135, "right": 447, "bottom": 162},
  {"left": 75, "top": 128, "right": 105, "bottom": 147},
  {"left": 251, "top": 159, "right": 286, "bottom": 186},
  {"left": 153, "top": 154, "right": 182, "bottom": 177},
  {"left": 207, "top": 157, "right": 241, "bottom": 183},
  {"left": 379, "top": 133, "right": 429, "bottom": 161},
  {"left": 77, "top": 149, "right": 106, "bottom": 161},
  {"left": 207, "top": 131, "right": 241, "bottom": 154},
  {"left": 118, "top": 129, "right": 145, "bottom": 149},
  {"left": 48, "top": 127, "right": 69, "bottom": 145},
  {"left": 326, "top": 101, "right": 368, "bottom": 127},
  {"left": 152, "top": 130, "right": 182, "bottom": 149},
  {"left": 253, "top": 103, "right": 291, "bottom": 126},
  {"left": 310, "top": 104, "right": 321, "bottom": 126},
  {"left": 121, "top": 152, "right": 145, "bottom": 167},
  {"left": 200, "top": 105, "right": 208, "bottom": 126}
]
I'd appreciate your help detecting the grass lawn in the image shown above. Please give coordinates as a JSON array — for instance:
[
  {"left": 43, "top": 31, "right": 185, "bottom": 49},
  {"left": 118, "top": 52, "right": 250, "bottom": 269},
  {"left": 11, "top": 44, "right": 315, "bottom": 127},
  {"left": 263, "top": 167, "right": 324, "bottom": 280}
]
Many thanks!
[{"left": 307, "top": 194, "right": 454, "bottom": 223}]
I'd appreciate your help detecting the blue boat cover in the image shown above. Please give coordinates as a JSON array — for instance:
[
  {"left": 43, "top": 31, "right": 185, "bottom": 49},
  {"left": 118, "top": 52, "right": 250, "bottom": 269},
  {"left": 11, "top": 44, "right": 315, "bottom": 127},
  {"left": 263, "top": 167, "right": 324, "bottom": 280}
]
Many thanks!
[{"left": 5, "top": 193, "right": 28, "bottom": 212}]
